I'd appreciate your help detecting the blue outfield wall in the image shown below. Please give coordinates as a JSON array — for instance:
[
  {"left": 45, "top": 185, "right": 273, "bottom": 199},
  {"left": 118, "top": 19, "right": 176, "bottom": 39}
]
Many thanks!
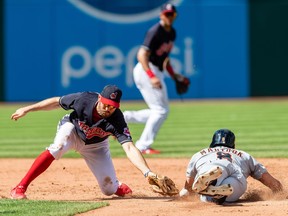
[{"left": 4, "top": 0, "right": 248, "bottom": 101}]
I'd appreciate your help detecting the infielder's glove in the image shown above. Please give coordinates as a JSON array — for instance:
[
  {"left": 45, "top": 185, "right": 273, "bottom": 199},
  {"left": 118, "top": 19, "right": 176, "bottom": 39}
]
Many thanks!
[
  {"left": 147, "top": 173, "right": 179, "bottom": 196},
  {"left": 174, "top": 74, "right": 190, "bottom": 95}
]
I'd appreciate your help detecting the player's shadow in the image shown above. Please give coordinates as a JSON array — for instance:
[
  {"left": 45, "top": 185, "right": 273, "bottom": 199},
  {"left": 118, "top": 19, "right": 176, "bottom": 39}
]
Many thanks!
[
  {"left": 216, "top": 190, "right": 264, "bottom": 206},
  {"left": 101, "top": 194, "right": 176, "bottom": 201}
]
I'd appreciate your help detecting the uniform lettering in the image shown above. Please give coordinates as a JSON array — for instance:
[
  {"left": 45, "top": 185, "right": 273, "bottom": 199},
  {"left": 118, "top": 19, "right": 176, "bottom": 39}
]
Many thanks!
[
  {"left": 200, "top": 149, "right": 207, "bottom": 155},
  {"left": 79, "top": 121, "right": 111, "bottom": 139},
  {"left": 202, "top": 148, "right": 242, "bottom": 158}
]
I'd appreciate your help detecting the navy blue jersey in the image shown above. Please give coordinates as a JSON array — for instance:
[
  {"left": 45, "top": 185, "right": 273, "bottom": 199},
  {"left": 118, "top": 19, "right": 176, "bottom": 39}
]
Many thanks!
[
  {"left": 142, "top": 22, "right": 176, "bottom": 71},
  {"left": 59, "top": 91, "right": 132, "bottom": 145}
]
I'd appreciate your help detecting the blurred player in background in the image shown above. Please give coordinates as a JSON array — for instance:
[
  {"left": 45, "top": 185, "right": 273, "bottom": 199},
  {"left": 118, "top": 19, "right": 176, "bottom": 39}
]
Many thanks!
[
  {"left": 179, "top": 129, "right": 283, "bottom": 204},
  {"left": 124, "top": 3, "right": 189, "bottom": 154}
]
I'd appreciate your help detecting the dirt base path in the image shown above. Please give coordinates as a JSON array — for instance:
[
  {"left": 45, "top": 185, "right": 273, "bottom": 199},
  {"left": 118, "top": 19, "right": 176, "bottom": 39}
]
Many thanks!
[{"left": 1, "top": 158, "right": 287, "bottom": 216}]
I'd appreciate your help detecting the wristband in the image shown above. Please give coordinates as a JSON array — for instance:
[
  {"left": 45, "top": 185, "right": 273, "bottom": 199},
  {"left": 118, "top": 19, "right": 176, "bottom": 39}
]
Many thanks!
[
  {"left": 144, "top": 170, "right": 151, "bottom": 178},
  {"left": 146, "top": 69, "right": 156, "bottom": 78}
]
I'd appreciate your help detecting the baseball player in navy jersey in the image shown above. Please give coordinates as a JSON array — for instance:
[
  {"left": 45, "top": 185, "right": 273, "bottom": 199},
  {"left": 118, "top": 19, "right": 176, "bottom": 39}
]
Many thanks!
[
  {"left": 10, "top": 85, "right": 166, "bottom": 199},
  {"left": 124, "top": 3, "right": 189, "bottom": 154},
  {"left": 179, "top": 129, "right": 283, "bottom": 204}
]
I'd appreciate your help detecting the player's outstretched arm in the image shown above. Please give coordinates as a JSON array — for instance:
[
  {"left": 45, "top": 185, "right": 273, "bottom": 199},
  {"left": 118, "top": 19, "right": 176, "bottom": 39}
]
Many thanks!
[
  {"left": 258, "top": 172, "right": 283, "bottom": 192},
  {"left": 122, "top": 141, "right": 151, "bottom": 175},
  {"left": 122, "top": 141, "right": 179, "bottom": 196},
  {"left": 11, "top": 97, "right": 61, "bottom": 121}
]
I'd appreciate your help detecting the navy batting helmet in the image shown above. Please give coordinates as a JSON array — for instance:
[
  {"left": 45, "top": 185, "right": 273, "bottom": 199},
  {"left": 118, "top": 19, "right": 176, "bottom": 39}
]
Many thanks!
[{"left": 209, "top": 129, "right": 235, "bottom": 149}]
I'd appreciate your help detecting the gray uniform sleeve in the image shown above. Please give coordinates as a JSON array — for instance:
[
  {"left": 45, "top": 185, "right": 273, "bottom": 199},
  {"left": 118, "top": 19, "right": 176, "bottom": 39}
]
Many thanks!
[
  {"left": 186, "top": 153, "right": 201, "bottom": 179},
  {"left": 247, "top": 155, "right": 267, "bottom": 180},
  {"left": 234, "top": 150, "right": 267, "bottom": 179}
]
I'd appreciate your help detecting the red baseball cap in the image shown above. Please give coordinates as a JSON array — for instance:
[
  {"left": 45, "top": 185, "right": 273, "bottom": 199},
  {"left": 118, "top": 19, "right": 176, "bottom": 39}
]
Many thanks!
[{"left": 99, "top": 85, "right": 122, "bottom": 108}]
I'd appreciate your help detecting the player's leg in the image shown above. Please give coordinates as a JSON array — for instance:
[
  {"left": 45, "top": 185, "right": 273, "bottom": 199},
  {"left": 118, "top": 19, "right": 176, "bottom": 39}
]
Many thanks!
[
  {"left": 10, "top": 150, "right": 55, "bottom": 199},
  {"left": 123, "top": 63, "right": 151, "bottom": 124},
  {"left": 200, "top": 175, "right": 246, "bottom": 204},
  {"left": 131, "top": 63, "right": 169, "bottom": 153},
  {"left": 10, "top": 115, "right": 76, "bottom": 199},
  {"left": 192, "top": 163, "right": 232, "bottom": 202},
  {"left": 137, "top": 83, "right": 169, "bottom": 146},
  {"left": 123, "top": 109, "right": 151, "bottom": 123},
  {"left": 192, "top": 166, "right": 223, "bottom": 192},
  {"left": 218, "top": 173, "right": 247, "bottom": 202},
  {"left": 197, "top": 162, "right": 246, "bottom": 204},
  {"left": 194, "top": 161, "right": 239, "bottom": 188},
  {"left": 79, "top": 140, "right": 132, "bottom": 197}
]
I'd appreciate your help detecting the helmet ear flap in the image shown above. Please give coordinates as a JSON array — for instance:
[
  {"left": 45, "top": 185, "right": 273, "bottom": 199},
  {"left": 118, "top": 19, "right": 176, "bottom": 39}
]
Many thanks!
[{"left": 210, "top": 129, "right": 235, "bottom": 149}]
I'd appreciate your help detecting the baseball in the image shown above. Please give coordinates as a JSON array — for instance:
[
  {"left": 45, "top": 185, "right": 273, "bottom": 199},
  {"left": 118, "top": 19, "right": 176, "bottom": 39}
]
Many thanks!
[{"left": 179, "top": 188, "right": 188, "bottom": 197}]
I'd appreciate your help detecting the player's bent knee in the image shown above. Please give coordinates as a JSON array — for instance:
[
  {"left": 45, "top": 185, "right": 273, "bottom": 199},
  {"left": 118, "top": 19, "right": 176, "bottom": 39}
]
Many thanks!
[
  {"left": 222, "top": 178, "right": 247, "bottom": 202},
  {"left": 151, "top": 109, "right": 169, "bottom": 120},
  {"left": 98, "top": 180, "right": 119, "bottom": 196},
  {"left": 47, "top": 144, "right": 65, "bottom": 160},
  {"left": 101, "top": 186, "right": 117, "bottom": 196}
]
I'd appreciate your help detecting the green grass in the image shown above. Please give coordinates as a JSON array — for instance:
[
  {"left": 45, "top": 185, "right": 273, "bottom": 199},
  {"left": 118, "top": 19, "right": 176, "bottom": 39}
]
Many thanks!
[
  {"left": 120, "top": 99, "right": 288, "bottom": 158},
  {"left": 0, "top": 99, "right": 287, "bottom": 214},
  {"left": 1, "top": 99, "right": 288, "bottom": 158},
  {"left": 0, "top": 199, "right": 108, "bottom": 216}
]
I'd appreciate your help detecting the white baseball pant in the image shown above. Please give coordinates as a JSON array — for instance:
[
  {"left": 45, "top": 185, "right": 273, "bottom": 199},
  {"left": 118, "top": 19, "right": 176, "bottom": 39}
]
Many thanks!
[
  {"left": 47, "top": 115, "right": 119, "bottom": 196},
  {"left": 123, "top": 62, "right": 169, "bottom": 151},
  {"left": 198, "top": 161, "right": 247, "bottom": 202}
]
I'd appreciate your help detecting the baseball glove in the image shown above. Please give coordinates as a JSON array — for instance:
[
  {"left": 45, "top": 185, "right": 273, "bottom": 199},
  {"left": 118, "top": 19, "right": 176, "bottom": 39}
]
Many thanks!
[
  {"left": 147, "top": 173, "right": 179, "bottom": 196},
  {"left": 174, "top": 74, "right": 190, "bottom": 95}
]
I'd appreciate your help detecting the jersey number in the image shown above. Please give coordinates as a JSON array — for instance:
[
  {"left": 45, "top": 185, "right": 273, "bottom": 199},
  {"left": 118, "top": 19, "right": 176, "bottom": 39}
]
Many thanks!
[{"left": 216, "top": 152, "right": 232, "bottom": 162}]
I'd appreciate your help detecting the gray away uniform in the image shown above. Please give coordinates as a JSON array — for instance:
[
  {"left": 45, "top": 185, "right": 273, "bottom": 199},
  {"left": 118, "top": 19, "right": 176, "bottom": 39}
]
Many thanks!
[{"left": 186, "top": 146, "right": 267, "bottom": 202}]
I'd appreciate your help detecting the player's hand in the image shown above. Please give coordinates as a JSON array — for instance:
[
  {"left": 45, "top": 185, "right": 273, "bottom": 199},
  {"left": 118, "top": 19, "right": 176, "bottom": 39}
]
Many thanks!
[
  {"left": 11, "top": 108, "right": 27, "bottom": 121},
  {"left": 150, "top": 77, "right": 162, "bottom": 89}
]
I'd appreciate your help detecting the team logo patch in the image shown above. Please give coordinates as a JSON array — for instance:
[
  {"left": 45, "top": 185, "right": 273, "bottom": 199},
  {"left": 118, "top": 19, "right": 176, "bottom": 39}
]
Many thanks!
[
  {"left": 166, "top": 4, "right": 173, "bottom": 10},
  {"left": 221, "top": 137, "right": 226, "bottom": 143},
  {"left": 110, "top": 92, "right": 117, "bottom": 100}
]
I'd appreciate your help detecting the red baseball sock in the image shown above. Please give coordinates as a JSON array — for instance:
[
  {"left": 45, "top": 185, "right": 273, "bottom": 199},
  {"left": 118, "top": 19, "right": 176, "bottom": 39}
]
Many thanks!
[{"left": 18, "top": 150, "right": 55, "bottom": 189}]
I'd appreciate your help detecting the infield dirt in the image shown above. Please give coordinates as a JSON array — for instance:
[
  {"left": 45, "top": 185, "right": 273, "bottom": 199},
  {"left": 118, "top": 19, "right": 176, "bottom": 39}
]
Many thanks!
[{"left": 1, "top": 158, "right": 287, "bottom": 216}]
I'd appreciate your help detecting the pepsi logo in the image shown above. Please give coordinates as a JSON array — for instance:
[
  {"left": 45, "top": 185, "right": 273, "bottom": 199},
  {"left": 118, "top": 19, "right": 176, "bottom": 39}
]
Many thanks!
[{"left": 68, "top": 0, "right": 183, "bottom": 23}]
